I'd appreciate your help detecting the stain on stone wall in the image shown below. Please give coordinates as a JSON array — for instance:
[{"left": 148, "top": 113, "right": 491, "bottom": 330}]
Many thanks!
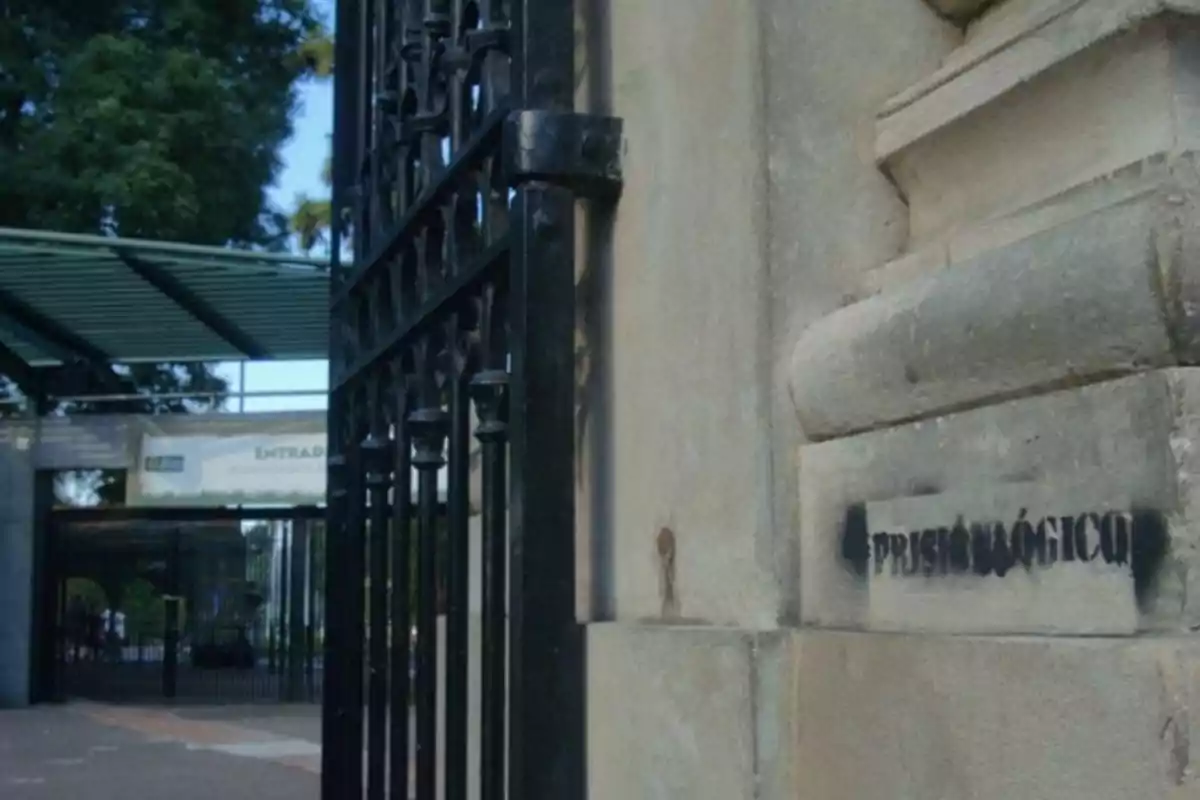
[{"left": 656, "top": 526, "right": 679, "bottom": 619}]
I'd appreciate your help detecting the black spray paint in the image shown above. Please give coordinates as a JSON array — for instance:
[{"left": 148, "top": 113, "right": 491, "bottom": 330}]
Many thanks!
[{"left": 840, "top": 504, "right": 1167, "bottom": 608}]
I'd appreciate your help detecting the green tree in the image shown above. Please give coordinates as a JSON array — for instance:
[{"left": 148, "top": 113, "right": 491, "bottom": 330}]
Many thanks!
[
  {"left": 287, "top": 29, "right": 334, "bottom": 254},
  {"left": 121, "top": 578, "right": 166, "bottom": 641},
  {"left": 0, "top": 1, "right": 330, "bottom": 406},
  {"left": 65, "top": 577, "right": 108, "bottom": 614}
]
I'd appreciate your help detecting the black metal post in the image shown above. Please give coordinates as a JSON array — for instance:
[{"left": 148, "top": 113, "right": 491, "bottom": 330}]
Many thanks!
[
  {"left": 277, "top": 524, "right": 290, "bottom": 700},
  {"left": 364, "top": 379, "right": 392, "bottom": 800},
  {"left": 321, "top": 446, "right": 349, "bottom": 796},
  {"left": 444, "top": 358, "right": 470, "bottom": 800},
  {"left": 472, "top": 357, "right": 508, "bottom": 800},
  {"left": 289, "top": 519, "right": 308, "bottom": 703},
  {"left": 389, "top": 377, "right": 414, "bottom": 800},
  {"left": 163, "top": 528, "right": 182, "bottom": 701},
  {"left": 305, "top": 520, "right": 318, "bottom": 702},
  {"left": 344, "top": 419, "right": 369, "bottom": 792},
  {"left": 409, "top": 345, "right": 448, "bottom": 800},
  {"left": 507, "top": 2, "right": 586, "bottom": 795}
]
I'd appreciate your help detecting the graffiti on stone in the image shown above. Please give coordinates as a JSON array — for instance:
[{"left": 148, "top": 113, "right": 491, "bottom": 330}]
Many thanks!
[{"left": 841, "top": 498, "right": 1167, "bottom": 607}]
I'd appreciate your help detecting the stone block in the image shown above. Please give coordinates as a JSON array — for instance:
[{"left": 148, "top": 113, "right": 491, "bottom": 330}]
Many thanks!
[
  {"left": 789, "top": 195, "right": 1172, "bottom": 442},
  {"left": 586, "top": 624, "right": 764, "bottom": 800},
  {"left": 926, "top": 0, "right": 999, "bottom": 22},
  {"left": 572, "top": 0, "right": 778, "bottom": 626},
  {"left": 877, "top": 0, "right": 1200, "bottom": 248},
  {"left": 789, "top": 630, "right": 1200, "bottom": 800},
  {"left": 892, "top": 15, "right": 1180, "bottom": 247},
  {"left": 797, "top": 370, "right": 1200, "bottom": 634},
  {"left": 761, "top": 0, "right": 958, "bottom": 618}
]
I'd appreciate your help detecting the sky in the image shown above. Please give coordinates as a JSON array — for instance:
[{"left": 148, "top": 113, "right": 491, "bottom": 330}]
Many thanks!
[{"left": 217, "top": 47, "right": 334, "bottom": 413}]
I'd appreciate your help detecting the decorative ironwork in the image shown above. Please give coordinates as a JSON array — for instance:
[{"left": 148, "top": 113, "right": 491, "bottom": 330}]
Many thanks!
[{"left": 324, "top": 0, "right": 622, "bottom": 798}]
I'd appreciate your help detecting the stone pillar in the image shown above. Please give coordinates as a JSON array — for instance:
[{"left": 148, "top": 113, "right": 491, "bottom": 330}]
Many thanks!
[
  {"left": 577, "top": 0, "right": 955, "bottom": 798},
  {"left": 579, "top": 0, "right": 1200, "bottom": 798}
]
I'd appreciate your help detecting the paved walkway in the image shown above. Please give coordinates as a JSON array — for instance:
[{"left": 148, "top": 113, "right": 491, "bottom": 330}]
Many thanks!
[{"left": 0, "top": 703, "right": 322, "bottom": 799}]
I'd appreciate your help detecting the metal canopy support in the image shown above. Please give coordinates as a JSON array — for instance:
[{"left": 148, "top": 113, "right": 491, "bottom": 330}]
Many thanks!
[
  {"left": 0, "top": 286, "right": 123, "bottom": 391},
  {"left": 116, "top": 249, "right": 272, "bottom": 359},
  {"left": 0, "top": 286, "right": 110, "bottom": 365},
  {"left": 0, "top": 336, "right": 36, "bottom": 396},
  {"left": 0, "top": 227, "right": 329, "bottom": 365}
]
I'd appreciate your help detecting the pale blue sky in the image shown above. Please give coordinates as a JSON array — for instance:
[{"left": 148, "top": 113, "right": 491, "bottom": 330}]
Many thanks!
[{"left": 219, "top": 31, "right": 334, "bottom": 412}]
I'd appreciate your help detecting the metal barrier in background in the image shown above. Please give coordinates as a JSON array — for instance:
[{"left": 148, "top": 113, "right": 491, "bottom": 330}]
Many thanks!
[
  {"left": 324, "top": 0, "right": 622, "bottom": 798},
  {"left": 43, "top": 507, "right": 324, "bottom": 705}
]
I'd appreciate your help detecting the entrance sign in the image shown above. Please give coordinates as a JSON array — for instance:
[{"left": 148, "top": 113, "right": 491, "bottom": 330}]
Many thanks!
[{"left": 129, "top": 432, "right": 326, "bottom": 506}]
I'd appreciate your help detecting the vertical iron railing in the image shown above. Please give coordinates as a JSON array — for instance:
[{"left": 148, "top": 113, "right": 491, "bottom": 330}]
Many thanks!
[{"left": 324, "top": 0, "right": 621, "bottom": 798}]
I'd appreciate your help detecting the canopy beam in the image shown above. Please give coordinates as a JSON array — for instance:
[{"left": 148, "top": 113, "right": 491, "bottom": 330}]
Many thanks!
[
  {"left": 0, "top": 287, "right": 123, "bottom": 391},
  {"left": 117, "top": 250, "right": 272, "bottom": 359}
]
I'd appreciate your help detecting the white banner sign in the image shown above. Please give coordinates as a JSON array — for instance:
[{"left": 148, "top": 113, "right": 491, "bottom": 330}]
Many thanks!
[{"left": 129, "top": 432, "right": 327, "bottom": 507}]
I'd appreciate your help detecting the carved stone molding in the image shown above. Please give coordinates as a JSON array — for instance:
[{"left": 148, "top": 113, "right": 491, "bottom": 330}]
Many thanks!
[{"left": 925, "top": 0, "right": 1000, "bottom": 22}]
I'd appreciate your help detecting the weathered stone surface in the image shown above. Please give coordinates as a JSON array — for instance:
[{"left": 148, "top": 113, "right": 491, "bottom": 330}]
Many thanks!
[
  {"left": 877, "top": 0, "right": 1193, "bottom": 163},
  {"left": 891, "top": 19, "right": 1177, "bottom": 246},
  {"left": 859, "top": 484, "right": 1149, "bottom": 634},
  {"left": 573, "top": 0, "right": 778, "bottom": 626},
  {"left": 586, "top": 625, "right": 764, "bottom": 800},
  {"left": 762, "top": 0, "right": 957, "bottom": 618},
  {"left": 797, "top": 370, "right": 1200, "bottom": 634},
  {"left": 588, "top": 625, "right": 1200, "bottom": 799},
  {"left": 791, "top": 631, "right": 1200, "bottom": 800},
  {"left": 789, "top": 195, "right": 1171, "bottom": 442},
  {"left": 925, "top": 0, "right": 998, "bottom": 22}
]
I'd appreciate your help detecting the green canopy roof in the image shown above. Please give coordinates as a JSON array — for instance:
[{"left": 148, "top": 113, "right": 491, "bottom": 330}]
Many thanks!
[{"left": 0, "top": 227, "right": 329, "bottom": 370}]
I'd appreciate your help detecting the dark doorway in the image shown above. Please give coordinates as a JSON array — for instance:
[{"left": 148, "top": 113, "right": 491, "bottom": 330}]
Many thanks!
[{"left": 39, "top": 506, "right": 324, "bottom": 705}]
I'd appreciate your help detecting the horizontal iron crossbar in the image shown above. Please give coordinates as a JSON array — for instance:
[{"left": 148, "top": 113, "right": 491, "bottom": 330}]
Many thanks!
[
  {"left": 333, "top": 236, "right": 510, "bottom": 391},
  {"left": 330, "top": 107, "right": 509, "bottom": 311}
]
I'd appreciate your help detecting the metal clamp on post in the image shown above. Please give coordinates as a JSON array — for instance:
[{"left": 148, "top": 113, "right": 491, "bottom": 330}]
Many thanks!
[{"left": 504, "top": 110, "right": 624, "bottom": 199}]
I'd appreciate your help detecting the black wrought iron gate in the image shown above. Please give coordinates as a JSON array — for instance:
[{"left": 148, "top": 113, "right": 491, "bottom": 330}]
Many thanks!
[{"left": 324, "top": 0, "right": 621, "bottom": 798}]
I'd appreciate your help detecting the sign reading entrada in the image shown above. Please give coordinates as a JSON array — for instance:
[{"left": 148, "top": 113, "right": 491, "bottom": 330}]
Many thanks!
[{"left": 254, "top": 443, "right": 326, "bottom": 461}]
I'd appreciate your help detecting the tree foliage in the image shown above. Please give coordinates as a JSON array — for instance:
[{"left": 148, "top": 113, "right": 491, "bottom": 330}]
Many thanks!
[
  {"left": 0, "top": 0, "right": 328, "bottom": 245},
  {"left": 0, "top": 1, "right": 330, "bottom": 419},
  {"left": 287, "top": 32, "right": 333, "bottom": 255}
]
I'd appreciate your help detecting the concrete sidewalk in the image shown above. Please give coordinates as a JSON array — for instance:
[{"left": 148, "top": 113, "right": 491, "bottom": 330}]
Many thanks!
[{"left": 0, "top": 704, "right": 321, "bottom": 799}]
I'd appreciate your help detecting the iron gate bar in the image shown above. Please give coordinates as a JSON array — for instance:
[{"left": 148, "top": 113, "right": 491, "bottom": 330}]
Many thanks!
[
  {"left": 364, "top": 388, "right": 390, "bottom": 800},
  {"left": 445, "top": 342, "right": 471, "bottom": 800},
  {"left": 473, "top": 362, "right": 508, "bottom": 800},
  {"left": 277, "top": 525, "right": 290, "bottom": 696},
  {"left": 328, "top": 101, "right": 508, "bottom": 311},
  {"left": 331, "top": 237, "right": 509, "bottom": 391},
  {"left": 321, "top": 0, "right": 358, "bottom": 786},
  {"left": 411, "top": 346, "right": 447, "bottom": 800},
  {"left": 324, "top": 0, "right": 622, "bottom": 797},
  {"left": 320, "top": 450, "right": 348, "bottom": 800},
  {"left": 389, "top": 382, "right": 414, "bottom": 800},
  {"left": 345, "top": 430, "right": 369, "bottom": 791}
]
